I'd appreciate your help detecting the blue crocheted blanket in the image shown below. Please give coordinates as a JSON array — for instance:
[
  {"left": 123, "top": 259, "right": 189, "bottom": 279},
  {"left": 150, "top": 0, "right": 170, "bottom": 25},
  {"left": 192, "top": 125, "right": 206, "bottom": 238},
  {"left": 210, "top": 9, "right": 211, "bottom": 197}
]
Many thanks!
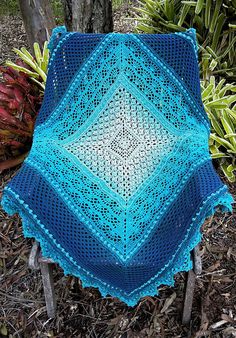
[{"left": 1, "top": 26, "right": 234, "bottom": 306}]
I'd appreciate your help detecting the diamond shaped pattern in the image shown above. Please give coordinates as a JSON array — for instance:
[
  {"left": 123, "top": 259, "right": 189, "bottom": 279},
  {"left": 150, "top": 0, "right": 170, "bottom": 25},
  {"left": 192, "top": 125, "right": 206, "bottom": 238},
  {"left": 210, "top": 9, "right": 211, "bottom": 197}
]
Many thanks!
[
  {"left": 27, "top": 33, "right": 210, "bottom": 262},
  {"left": 63, "top": 85, "right": 176, "bottom": 202}
]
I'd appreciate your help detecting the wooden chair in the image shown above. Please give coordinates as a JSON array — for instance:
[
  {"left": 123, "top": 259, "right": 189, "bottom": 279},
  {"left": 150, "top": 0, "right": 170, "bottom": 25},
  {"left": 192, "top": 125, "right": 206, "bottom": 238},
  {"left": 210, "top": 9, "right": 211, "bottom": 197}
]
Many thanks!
[{"left": 29, "top": 241, "right": 202, "bottom": 323}]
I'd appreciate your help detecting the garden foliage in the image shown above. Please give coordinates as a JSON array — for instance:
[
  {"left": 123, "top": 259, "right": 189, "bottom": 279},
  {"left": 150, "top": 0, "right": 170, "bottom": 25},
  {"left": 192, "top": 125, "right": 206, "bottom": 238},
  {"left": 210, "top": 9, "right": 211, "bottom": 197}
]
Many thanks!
[
  {"left": 135, "top": 0, "right": 236, "bottom": 181},
  {"left": 135, "top": 0, "right": 236, "bottom": 81},
  {"left": 202, "top": 77, "right": 236, "bottom": 181},
  {"left": 0, "top": 44, "right": 47, "bottom": 172}
]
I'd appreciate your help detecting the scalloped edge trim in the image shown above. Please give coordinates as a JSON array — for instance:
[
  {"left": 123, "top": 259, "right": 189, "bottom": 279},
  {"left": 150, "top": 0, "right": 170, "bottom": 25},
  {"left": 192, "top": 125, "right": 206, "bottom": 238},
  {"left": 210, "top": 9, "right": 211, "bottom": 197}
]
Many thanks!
[
  {"left": 47, "top": 25, "right": 68, "bottom": 53},
  {"left": 1, "top": 186, "right": 234, "bottom": 306},
  {"left": 47, "top": 31, "right": 74, "bottom": 70}
]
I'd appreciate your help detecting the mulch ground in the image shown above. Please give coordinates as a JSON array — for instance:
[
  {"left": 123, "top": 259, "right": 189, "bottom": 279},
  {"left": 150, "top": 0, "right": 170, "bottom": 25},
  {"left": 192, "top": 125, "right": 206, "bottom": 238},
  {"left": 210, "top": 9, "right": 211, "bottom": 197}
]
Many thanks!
[{"left": 0, "top": 3, "right": 236, "bottom": 338}]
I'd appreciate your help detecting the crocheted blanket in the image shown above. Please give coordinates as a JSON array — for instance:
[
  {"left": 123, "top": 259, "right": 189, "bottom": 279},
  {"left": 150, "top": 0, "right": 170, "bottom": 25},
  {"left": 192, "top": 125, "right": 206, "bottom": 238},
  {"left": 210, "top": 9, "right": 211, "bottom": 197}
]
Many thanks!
[{"left": 1, "top": 26, "right": 234, "bottom": 306}]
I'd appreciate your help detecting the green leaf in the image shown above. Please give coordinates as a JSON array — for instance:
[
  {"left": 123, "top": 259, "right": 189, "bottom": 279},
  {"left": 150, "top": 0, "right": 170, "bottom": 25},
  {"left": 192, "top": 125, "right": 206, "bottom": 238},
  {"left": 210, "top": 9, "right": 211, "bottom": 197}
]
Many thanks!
[
  {"left": 209, "top": 144, "right": 219, "bottom": 153},
  {"left": 164, "top": 0, "right": 175, "bottom": 21},
  {"left": 217, "top": 35, "right": 236, "bottom": 60},
  {"left": 41, "top": 41, "right": 49, "bottom": 74},
  {"left": 33, "top": 42, "right": 42, "bottom": 67},
  {"left": 220, "top": 111, "right": 236, "bottom": 149},
  {"left": 137, "top": 23, "right": 159, "bottom": 33},
  {"left": 195, "top": 0, "right": 204, "bottom": 14},
  {"left": 209, "top": 59, "right": 218, "bottom": 71},
  {"left": 31, "top": 77, "right": 45, "bottom": 90},
  {"left": 211, "top": 13, "right": 226, "bottom": 51},
  {"left": 178, "top": 4, "right": 191, "bottom": 26},
  {"left": 211, "top": 153, "right": 228, "bottom": 158},
  {"left": 215, "top": 79, "right": 226, "bottom": 93},
  {"left": 12, "top": 47, "right": 47, "bottom": 82},
  {"left": 202, "top": 83, "right": 214, "bottom": 99},
  {"left": 225, "top": 95, "right": 236, "bottom": 105},
  {"left": 227, "top": 164, "right": 236, "bottom": 173},
  {"left": 20, "top": 47, "right": 34, "bottom": 60},
  {"left": 225, "top": 133, "right": 236, "bottom": 138},
  {"left": 220, "top": 162, "right": 236, "bottom": 182},
  {"left": 159, "top": 21, "right": 186, "bottom": 31},
  {"left": 13, "top": 47, "right": 36, "bottom": 69},
  {"left": 208, "top": 111, "right": 225, "bottom": 137},
  {"left": 205, "top": 0, "right": 211, "bottom": 28},
  {"left": 205, "top": 46, "right": 218, "bottom": 59},
  {"left": 210, "top": 133, "right": 236, "bottom": 151},
  {"left": 209, "top": 0, "right": 222, "bottom": 34},
  {"left": 210, "top": 76, "right": 216, "bottom": 86},
  {"left": 5, "top": 61, "right": 39, "bottom": 77},
  {"left": 218, "top": 84, "right": 236, "bottom": 97},
  {"left": 221, "top": 111, "right": 234, "bottom": 134},
  {"left": 205, "top": 99, "right": 228, "bottom": 109},
  {"left": 226, "top": 108, "right": 236, "bottom": 121},
  {"left": 181, "top": 1, "right": 197, "bottom": 6}
]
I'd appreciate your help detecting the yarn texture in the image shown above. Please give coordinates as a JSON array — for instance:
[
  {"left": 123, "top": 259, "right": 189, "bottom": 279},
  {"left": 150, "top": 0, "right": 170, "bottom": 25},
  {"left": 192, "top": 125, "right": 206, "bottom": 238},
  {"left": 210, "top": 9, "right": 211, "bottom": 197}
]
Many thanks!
[{"left": 1, "top": 26, "right": 234, "bottom": 306}]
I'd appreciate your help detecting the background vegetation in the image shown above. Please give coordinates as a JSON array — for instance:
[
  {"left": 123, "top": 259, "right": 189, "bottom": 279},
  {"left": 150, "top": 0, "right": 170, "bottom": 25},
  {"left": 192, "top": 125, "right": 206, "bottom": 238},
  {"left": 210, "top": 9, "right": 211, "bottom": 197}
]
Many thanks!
[{"left": 135, "top": 0, "right": 236, "bottom": 181}]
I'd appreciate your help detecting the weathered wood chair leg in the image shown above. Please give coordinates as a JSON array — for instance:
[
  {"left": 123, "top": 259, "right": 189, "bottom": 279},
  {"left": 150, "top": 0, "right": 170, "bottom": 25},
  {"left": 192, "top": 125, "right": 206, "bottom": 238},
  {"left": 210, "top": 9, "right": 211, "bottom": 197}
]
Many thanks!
[
  {"left": 39, "top": 258, "right": 57, "bottom": 318},
  {"left": 29, "top": 241, "right": 202, "bottom": 321},
  {"left": 182, "top": 269, "right": 196, "bottom": 325},
  {"left": 29, "top": 240, "right": 40, "bottom": 270},
  {"left": 182, "top": 245, "right": 202, "bottom": 325},
  {"left": 29, "top": 241, "right": 57, "bottom": 318}
]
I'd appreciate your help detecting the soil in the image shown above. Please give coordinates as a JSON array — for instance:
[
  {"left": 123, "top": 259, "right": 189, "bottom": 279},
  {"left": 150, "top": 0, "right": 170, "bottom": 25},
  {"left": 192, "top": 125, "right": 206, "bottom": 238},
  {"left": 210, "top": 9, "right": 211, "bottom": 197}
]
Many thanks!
[
  {"left": 0, "top": 3, "right": 236, "bottom": 338},
  {"left": 0, "top": 15, "right": 28, "bottom": 65}
]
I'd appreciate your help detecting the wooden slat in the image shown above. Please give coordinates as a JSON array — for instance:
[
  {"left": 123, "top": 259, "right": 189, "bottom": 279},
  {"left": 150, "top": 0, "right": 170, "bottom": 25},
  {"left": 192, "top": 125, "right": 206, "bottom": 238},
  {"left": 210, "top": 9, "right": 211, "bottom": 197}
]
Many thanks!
[
  {"left": 182, "top": 270, "right": 196, "bottom": 325},
  {"left": 40, "top": 262, "right": 57, "bottom": 318},
  {"left": 28, "top": 241, "right": 40, "bottom": 270}
]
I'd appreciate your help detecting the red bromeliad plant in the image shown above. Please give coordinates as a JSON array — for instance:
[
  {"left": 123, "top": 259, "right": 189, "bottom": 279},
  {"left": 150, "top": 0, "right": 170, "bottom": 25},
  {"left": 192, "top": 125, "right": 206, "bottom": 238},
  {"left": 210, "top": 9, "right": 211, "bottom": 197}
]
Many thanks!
[{"left": 0, "top": 63, "right": 43, "bottom": 172}]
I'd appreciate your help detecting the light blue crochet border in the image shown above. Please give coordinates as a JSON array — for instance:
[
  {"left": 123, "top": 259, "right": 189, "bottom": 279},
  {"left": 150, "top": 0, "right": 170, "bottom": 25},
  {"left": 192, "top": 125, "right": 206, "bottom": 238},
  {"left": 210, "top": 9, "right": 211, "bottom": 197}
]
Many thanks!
[{"left": 1, "top": 185, "right": 233, "bottom": 306}]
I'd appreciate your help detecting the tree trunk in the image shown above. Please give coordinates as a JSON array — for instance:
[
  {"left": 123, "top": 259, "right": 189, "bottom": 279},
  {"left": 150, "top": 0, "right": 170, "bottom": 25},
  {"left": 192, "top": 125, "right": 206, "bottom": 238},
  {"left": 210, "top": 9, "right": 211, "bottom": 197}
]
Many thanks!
[
  {"left": 63, "top": 0, "right": 73, "bottom": 31},
  {"left": 19, "top": 0, "right": 56, "bottom": 51},
  {"left": 63, "top": 0, "right": 113, "bottom": 33}
]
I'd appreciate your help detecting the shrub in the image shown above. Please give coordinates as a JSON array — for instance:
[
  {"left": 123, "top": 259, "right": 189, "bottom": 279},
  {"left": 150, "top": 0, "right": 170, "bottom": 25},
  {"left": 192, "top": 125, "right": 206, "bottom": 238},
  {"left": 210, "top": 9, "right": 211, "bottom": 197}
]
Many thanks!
[
  {"left": 5, "top": 42, "right": 49, "bottom": 89},
  {"left": 0, "top": 43, "right": 48, "bottom": 172},
  {"left": 202, "top": 76, "right": 236, "bottom": 181},
  {"left": 135, "top": 0, "right": 236, "bottom": 181},
  {"left": 135, "top": 0, "right": 236, "bottom": 81},
  {"left": 0, "top": 66, "right": 43, "bottom": 172}
]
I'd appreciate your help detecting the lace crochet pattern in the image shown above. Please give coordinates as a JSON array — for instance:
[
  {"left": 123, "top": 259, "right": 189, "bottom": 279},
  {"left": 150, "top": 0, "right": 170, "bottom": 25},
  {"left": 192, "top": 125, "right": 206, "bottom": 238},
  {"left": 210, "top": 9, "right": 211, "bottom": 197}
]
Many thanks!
[{"left": 1, "top": 26, "right": 234, "bottom": 306}]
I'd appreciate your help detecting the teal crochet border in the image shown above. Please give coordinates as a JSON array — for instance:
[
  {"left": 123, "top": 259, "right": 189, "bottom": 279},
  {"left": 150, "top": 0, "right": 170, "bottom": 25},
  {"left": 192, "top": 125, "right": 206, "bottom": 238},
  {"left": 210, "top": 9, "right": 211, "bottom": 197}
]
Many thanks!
[{"left": 1, "top": 185, "right": 233, "bottom": 306}]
